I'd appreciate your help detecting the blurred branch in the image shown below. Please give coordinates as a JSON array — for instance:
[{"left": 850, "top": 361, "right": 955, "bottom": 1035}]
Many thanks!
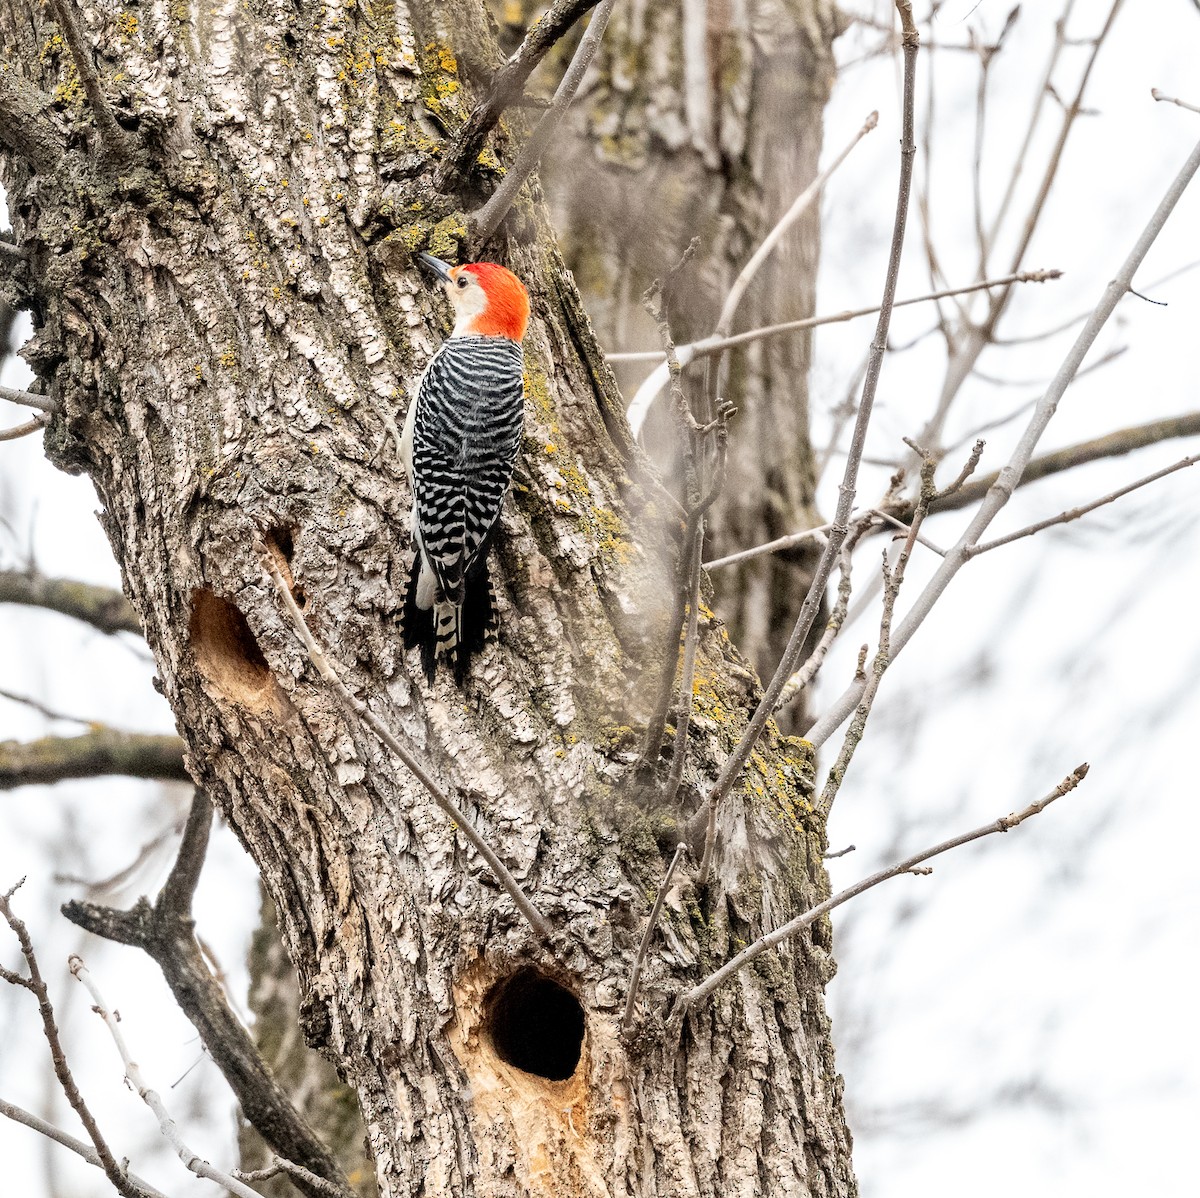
[
  {"left": 923, "top": 412, "right": 1200, "bottom": 518},
  {"left": 471, "top": 0, "right": 616, "bottom": 244},
  {"left": 259, "top": 546, "right": 554, "bottom": 939},
  {"left": 435, "top": 0, "right": 601, "bottom": 189},
  {"left": 694, "top": 5, "right": 920, "bottom": 885},
  {"left": 0, "top": 686, "right": 91, "bottom": 725},
  {"left": 0, "top": 730, "right": 188, "bottom": 790},
  {"left": 62, "top": 792, "right": 355, "bottom": 1198},
  {"left": 0, "top": 569, "right": 143, "bottom": 635},
  {"left": 967, "top": 453, "right": 1199, "bottom": 555},
  {"left": 0, "top": 884, "right": 159, "bottom": 1198},
  {"left": 678, "top": 764, "right": 1090, "bottom": 1014},
  {"left": 70, "top": 955, "right": 269, "bottom": 1198},
  {"left": 807, "top": 132, "right": 1200, "bottom": 751},
  {"left": 0, "top": 1097, "right": 168, "bottom": 1198}
]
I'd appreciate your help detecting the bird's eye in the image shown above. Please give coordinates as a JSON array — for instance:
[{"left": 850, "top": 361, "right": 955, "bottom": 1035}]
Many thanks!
[{"left": 456, "top": 276, "right": 469, "bottom": 288}]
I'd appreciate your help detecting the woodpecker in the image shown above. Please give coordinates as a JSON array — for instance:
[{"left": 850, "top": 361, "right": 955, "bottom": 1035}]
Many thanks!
[{"left": 399, "top": 251, "right": 530, "bottom": 684}]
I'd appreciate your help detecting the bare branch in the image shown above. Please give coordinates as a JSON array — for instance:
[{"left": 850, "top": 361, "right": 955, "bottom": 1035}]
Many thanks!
[
  {"left": 471, "top": 0, "right": 616, "bottom": 245},
  {"left": 818, "top": 454, "right": 936, "bottom": 819},
  {"left": 0, "top": 730, "right": 188, "bottom": 791},
  {"left": 679, "top": 765, "right": 1090, "bottom": 1013},
  {"left": 0, "top": 383, "right": 59, "bottom": 414},
  {"left": 967, "top": 453, "right": 1199, "bottom": 556},
  {"left": 607, "top": 270, "right": 1061, "bottom": 366},
  {"left": 63, "top": 791, "right": 355, "bottom": 1198},
  {"left": 0, "top": 1097, "right": 168, "bottom": 1198},
  {"left": 0, "top": 887, "right": 156, "bottom": 1198},
  {"left": 926, "top": 411, "right": 1200, "bottom": 519},
  {"left": 259, "top": 547, "right": 553, "bottom": 939},
  {"left": 626, "top": 111, "right": 881, "bottom": 434},
  {"left": 435, "top": 0, "right": 601, "bottom": 190},
  {"left": 622, "top": 843, "right": 688, "bottom": 1031},
  {"left": 694, "top": 8, "right": 921, "bottom": 885},
  {"left": 234, "top": 1158, "right": 350, "bottom": 1198},
  {"left": 714, "top": 111, "right": 878, "bottom": 340},
  {"left": 807, "top": 132, "right": 1200, "bottom": 752},
  {"left": 774, "top": 528, "right": 864, "bottom": 713},
  {"left": 0, "top": 569, "right": 143, "bottom": 635},
  {"left": 0, "top": 413, "right": 48, "bottom": 441},
  {"left": 1152, "top": 87, "right": 1200, "bottom": 115},
  {"left": 704, "top": 519, "right": 832, "bottom": 571},
  {"left": 70, "top": 956, "right": 269, "bottom": 1198}
]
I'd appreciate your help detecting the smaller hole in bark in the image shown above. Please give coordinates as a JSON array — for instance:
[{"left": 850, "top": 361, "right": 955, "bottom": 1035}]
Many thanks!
[
  {"left": 486, "top": 969, "right": 584, "bottom": 1082},
  {"left": 189, "top": 588, "right": 276, "bottom": 710},
  {"left": 263, "top": 525, "right": 305, "bottom": 606}
]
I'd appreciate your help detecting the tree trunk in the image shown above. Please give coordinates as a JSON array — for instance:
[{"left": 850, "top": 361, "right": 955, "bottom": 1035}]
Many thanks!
[
  {"left": 0, "top": 3, "right": 855, "bottom": 1195},
  {"left": 503, "top": 0, "right": 841, "bottom": 703}
]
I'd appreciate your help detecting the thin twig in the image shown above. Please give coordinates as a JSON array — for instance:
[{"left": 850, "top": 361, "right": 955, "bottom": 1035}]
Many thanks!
[
  {"left": 0, "top": 686, "right": 91, "bottom": 725},
  {"left": 0, "top": 1098, "right": 168, "bottom": 1198},
  {"left": 1152, "top": 88, "right": 1200, "bottom": 115},
  {"left": 915, "top": 0, "right": 1123, "bottom": 452},
  {"left": 693, "top": 6, "right": 921, "bottom": 885},
  {"left": 678, "top": 765, "right": 1089, "bottom": 1012},
  {"left": 0, "top": 413, "right": 48, "bottom": 441},
  {"left": 774, "top": 526, "right": 865, "bottom": 713},
  {"left": 622, "top": 842, "right": 687, "bottom": 1032},
  {"left": 625, "top": 111, "right": 881, "bottom": 434},
  {"left": 471, "top": 0, "right": 616, "bottom": 244},
  {"left": 0, "top": 887, "right": 152, "bottom": 1198},
  {"left": 435, "top": 0, "right": 601, "bottom": 190},
  {"left": 716, "top": 111, "right": 879, "bottom": 339},
  {"left": 818, "top": 454, "right": 935, "bottom": 819},
  {"left": 259, "top": 548, "right": 553, "bottom": 939},
  {"left": 70, "top": 956, "right": 268, "bottom": 1198},
  {"left": 0, "top": 383, "right": 59, "bottom": 414},
  {"left": 608, "top": 270, "right": 1061, "bottom": 366},
  {"left": 234, "top": 1159, "right": 350, "bottom": 1198},
  {"left": 704, "top": 519, "right": 832, "bottom": 571},
  {"left": 63, "top": 792, "right": 354, "bottom": 1198},
  {"left": 926, "top": 411, "right": 1200, "bottom": 519},
  {"left": 806, "top": 131, "right": 1200, "bottom": 751},
  {"left": 967, "top": 453, "right": 1200, "bottom": 556}
]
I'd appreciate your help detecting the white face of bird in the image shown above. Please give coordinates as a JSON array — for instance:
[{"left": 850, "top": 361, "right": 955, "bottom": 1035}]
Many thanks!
[{"left": 442, "top": 270, "right": 489, "bottom": 336}]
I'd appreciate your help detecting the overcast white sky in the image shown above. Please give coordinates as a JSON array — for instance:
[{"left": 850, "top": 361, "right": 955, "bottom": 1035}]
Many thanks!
[{"left": 2, "top": 1, "right": 1199, "bottom": 1195}]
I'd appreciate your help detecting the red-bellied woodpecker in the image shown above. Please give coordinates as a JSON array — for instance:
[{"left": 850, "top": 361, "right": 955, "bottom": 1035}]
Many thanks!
[{"left": 399, "top": 251, "right": 530, "bottom": 683}]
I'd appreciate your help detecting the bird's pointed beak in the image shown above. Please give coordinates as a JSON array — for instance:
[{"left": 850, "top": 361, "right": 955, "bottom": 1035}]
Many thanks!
[{"left": 418, "top": 252, "right": 455, "bottom": 283}]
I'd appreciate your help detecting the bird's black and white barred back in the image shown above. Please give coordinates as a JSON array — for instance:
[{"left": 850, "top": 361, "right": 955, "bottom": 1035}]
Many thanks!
[{"left": 401, "top": 335, "right": 526, "bottom": 683}]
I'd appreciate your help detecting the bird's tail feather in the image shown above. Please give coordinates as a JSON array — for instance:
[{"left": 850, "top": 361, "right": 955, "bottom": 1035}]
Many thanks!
[{"left": 403, "top": 556, "right": 497, "bottom": 685}]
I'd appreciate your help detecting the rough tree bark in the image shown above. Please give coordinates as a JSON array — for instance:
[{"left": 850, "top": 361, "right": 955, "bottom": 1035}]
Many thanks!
[
  {"left": 0, "top": 3, "right": 854, "bottom": 1196},
  {"left": 498, "top": 0, "right": 842, "bottom": 695}
]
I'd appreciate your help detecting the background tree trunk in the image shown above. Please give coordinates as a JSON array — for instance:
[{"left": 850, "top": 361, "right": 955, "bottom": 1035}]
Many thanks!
[
  {"left": 0, "top": 2, "right": 854, "bottom": 1195},
  {"left": 497, "top": 0, "right": 842, "bottom": 709}
]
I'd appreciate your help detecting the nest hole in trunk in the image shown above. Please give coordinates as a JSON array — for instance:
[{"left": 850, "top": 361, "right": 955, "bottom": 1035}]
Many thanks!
[{"left": 485, "top": 968, "right": 585, "bottom": 1082}]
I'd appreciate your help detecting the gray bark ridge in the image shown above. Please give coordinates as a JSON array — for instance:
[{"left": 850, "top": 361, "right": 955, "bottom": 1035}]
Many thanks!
[{"left": 0, "top": 2, "right": 854, "bottom": 1195}]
